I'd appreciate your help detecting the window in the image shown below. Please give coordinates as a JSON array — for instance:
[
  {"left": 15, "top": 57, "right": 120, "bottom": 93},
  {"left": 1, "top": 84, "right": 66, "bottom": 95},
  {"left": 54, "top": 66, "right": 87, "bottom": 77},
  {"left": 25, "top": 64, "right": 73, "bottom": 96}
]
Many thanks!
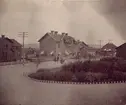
[{"left": 4, "top": 44, "right": 8, "bottom": 48}]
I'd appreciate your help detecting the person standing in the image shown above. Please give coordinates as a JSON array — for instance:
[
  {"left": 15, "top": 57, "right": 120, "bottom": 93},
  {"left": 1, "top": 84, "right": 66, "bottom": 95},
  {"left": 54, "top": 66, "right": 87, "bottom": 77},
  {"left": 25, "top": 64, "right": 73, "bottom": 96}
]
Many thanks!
[{"left": 36, "top": 53, "right": 40, "bottom": 69}]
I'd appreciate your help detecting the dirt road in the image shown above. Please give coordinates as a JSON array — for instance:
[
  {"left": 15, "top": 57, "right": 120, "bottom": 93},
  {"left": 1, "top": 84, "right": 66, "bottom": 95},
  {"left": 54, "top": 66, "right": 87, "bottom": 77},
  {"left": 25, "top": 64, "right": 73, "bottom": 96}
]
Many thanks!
[{"left": 0, "top": 62, "right": 126, "bottom": 105}]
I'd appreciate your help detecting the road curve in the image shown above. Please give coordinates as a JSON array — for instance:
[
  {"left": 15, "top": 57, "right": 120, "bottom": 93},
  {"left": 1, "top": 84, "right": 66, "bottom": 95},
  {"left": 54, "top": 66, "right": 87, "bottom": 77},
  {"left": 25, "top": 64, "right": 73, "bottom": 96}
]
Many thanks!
[{"left": 0, "top": 62, "right": 126, "bottom": 105}]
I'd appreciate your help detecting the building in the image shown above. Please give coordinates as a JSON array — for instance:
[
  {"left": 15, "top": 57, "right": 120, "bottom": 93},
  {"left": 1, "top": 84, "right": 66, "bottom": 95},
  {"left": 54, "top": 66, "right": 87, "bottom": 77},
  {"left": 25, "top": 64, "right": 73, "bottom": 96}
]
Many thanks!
[
  {"left": 11, "top": 39, "right": 22, "bottom": 60},
  {"left": 38, "top": 31, "right": 88, "bottom": 58},
  {"left": 87, "top": 47, "right": 99, "bottom": 56},
  {"left": 0, "top": 35, "right": 22, "bottom": 62},
  {"left": 99, "top": 43, "right": 117, "bottom": 57},
  {"left": 116, "top": 43, "right": 126, "bottom": 59},
  {"left": 38, "top": 31, "right": 66, "bottom": 57}
]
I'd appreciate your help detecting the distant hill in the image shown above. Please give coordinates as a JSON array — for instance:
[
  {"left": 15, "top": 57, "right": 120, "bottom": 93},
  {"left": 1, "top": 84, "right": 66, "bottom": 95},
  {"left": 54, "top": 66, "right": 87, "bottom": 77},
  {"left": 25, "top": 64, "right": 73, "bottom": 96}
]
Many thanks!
[{"left": 24, "top": 43, "right": 39, "bottom": 48}]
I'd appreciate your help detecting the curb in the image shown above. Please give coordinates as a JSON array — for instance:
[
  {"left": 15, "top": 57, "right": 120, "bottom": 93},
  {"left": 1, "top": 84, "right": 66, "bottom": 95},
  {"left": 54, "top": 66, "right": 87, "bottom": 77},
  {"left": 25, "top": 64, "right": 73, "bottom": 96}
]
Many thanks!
[{"left": 23, "top": 72, "right": 126, "bottom": 85}]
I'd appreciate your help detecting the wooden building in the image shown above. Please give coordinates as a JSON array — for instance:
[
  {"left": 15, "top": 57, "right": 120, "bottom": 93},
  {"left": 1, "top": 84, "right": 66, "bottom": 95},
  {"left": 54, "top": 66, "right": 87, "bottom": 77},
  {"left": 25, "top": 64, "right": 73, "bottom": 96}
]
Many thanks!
[
  {"left": 99, "top": 43, "right": 117, "bottom": 57},
  {"left": 0, "top": 35, "right": 22, "bottom": 62},
  {"left": 38, "top": 31, "right": 88, "bottom": 58},
  {"left": 38, "top": 31, "right": 66, "bottom": 56},
  {"left": 116, "top": 43, "right": 126, "bottom": 60}
]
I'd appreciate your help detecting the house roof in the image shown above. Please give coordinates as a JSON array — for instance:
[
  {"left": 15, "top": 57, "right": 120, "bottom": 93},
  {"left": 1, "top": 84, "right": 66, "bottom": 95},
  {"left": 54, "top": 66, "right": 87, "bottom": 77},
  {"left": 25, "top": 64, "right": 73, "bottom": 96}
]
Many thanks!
[
  {"left": 0, "top": 36, "right": 22, "bottom": 47},
  {"left": 64, "top": 40, "right": 89, "bottom": 53},
  {"left": 11, "top": 39, "right": 22, "bottom": 47},
  {"left": 38, "top": 33, "right": 48, "bottom": 42},
  {"left": 101, "top": 43, "right": 117, "bottom": 50},
  {"left": 38, "top": 31, "right": 88, "bottom": 46},
  {"left": 0, "top": 36, "right": 14, "bottom": 43},
  {"left": 81, "top": 41, "right": 88, "bottom": 47},
  {"left": 50, "top": 33, "right": 65, "bottom": 42},
  {"left": 38, "top": 31, "right": 88, "bottom": 54},
  {"left": 38, "top": 32, "right": 65, "bottom": 42},
  {"left": 116, "top": 43, "right": 126, "bottom": 49}
]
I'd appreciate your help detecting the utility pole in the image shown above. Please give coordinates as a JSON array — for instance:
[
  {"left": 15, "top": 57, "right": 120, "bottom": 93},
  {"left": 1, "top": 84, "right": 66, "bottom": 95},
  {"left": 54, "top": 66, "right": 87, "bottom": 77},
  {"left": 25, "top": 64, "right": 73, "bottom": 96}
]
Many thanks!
[
  {"left": 18, "top": 32, "right": 28, "bottom": 64},
  {"left": 98, "top": 40, "right": 102, "bottom": 49}
]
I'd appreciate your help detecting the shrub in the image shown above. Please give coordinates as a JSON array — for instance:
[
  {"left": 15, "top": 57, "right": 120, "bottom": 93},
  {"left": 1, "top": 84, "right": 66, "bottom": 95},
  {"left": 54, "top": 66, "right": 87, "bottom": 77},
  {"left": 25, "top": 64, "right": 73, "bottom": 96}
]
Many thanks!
[
  {"left": 41, "top": 71, "right": 54, "bottom": 80},
  {"left": 54, "top": 71, "right": 73, "bottom": 81},
  {"left": 37, "top": 68, "right": 50, "bottom": 73},
  {"left": 92, "top": 73, "right": 108, "bottom": 82},
  {"left": 77, "top": 72, "right": 108, "bottom": 82},
  {"left": 28, "top": 60, "right": 126, "bottom": 82},
  {"left": 84, "top": 72, "right": 96, "bottom": 82},
  {"left": 91, "top": 61, "right": 111, "bottom": 73},
  {"left": 28, "top": 71, "right": 54, "bottom": 80},
  {"left": 28, "top": 72, "right": 44, "bottom": 80},
  {"left": 61, "top": 62, "right": 73, "bottom": 72},
  {"left": 111, "top": 71, "right": 126, "bottom": 81},
  {"left": 75, "top": 71, "right": 86, "bottom": 82},
  {"left": 61, "top": 61, "right": 84, "bottom": 73},
  {"left": 71, "top": 61, "right": 84, "bottom": 72},
  {"left": 81, "top": 60, "right": 91, "bottom": 72},
  {"left": 118, "top": 62, "right": 126, "bottom": 72},
  {"left": 100, "top": 57, "right": 118, "bottom": 62},
  {"left": 123, "top": 73, "right": 126, "bottom": 80}
]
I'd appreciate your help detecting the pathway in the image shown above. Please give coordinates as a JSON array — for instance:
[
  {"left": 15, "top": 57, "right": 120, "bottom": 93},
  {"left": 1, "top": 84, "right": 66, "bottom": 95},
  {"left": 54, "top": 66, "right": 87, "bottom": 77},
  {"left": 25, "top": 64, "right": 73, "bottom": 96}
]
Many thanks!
[{"left": 0, "top": 62, "right": 126, "bottom": 105}]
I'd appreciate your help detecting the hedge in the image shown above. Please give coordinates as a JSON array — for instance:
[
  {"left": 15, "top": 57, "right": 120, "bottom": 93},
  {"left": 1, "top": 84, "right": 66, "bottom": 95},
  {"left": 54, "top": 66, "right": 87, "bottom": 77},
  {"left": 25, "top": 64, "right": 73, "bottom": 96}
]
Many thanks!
[{"left": 28, "top": 58, "right": 126, "bottom": 82}]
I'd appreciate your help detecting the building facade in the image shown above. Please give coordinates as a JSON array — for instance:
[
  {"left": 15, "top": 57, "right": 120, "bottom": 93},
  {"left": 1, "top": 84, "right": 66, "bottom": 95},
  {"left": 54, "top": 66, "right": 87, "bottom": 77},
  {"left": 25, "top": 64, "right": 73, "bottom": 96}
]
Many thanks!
[
  {"left": 38, "top": 31, "right": 66, "bottom": 56},
  {"left": 38, "top": 31, "right": 88, "bottom": 58},
  {"left": 0, "top": 35, "right": 22, "bottom": 62},
  {"left": 116, "top": 43, "right": 126, "bottom": 60},
  {"left": 11, "top": 39, "right": 22, "bottom": 60},
  {"left": 99, "top": 43, "right": 117, "bottom": 57}
]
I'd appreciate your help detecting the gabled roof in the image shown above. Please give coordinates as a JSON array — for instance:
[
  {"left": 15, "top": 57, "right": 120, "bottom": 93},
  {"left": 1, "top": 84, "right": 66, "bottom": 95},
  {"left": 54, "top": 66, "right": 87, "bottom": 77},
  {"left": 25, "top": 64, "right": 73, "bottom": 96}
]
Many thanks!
[
  {"left": 38, "top": 33, "right": 49, "bottom": 42},
  {"left": 38, "top": 32, "right": 65, "bottom": 42},
  {"left": 0, "top": 36, "right": 22, "bottom": 47},
  {"left": 11, "top": 39, "right": 22, "bottom": 47},
  {"left": 0, "top": 37, "right": 13, "bottom": 43},
  {"left": 102, "top": 43, "right": 117, "bottom": 50},
  {"left": 116, "top": 43, "right": 126, "bottom": 49},
  {"left": 50, "top": 33, "right": 64, "bottom": 42},
  {"left": 81, "top": 41, "right": 88, "bottom": 47}
]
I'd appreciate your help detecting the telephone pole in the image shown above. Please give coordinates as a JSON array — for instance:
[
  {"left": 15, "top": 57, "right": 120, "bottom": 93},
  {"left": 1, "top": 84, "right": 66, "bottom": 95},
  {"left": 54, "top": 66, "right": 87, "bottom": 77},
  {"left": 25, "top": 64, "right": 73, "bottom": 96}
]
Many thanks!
[
  {"left": 98, "top": 40, "right": 102, "bottom": 49},
  {"left": 18, "top": 32, "right": 28, "bottom": 64}
]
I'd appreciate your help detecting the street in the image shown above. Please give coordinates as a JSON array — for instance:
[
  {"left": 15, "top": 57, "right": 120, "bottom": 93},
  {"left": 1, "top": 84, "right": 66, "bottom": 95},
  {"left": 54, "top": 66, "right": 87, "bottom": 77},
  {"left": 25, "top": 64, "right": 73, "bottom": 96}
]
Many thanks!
[{"left": 0, "top": 61, "right": 126, "bottom": 105}]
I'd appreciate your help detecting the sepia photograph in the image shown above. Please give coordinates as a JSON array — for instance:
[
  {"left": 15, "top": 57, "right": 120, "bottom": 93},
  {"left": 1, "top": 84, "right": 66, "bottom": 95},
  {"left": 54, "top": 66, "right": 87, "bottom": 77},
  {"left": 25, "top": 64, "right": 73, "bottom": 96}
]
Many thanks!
[{"left": 0, "top": 0, "right": 126, "bottom": 105}]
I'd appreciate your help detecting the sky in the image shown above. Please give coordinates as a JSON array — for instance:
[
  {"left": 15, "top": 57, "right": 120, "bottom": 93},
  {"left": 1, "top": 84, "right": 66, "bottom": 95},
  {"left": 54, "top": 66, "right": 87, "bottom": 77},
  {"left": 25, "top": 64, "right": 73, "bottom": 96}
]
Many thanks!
[{"left": 0, "top": 0, "right": 126, "bottom": 46}]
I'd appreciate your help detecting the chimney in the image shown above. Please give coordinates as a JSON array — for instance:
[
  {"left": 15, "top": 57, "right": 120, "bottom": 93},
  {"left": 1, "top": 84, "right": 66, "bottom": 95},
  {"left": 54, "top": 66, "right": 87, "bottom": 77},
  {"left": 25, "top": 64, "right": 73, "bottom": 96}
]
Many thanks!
[
  {"left": 1, "top": 35, "right": 5, "bottom": 38},
  {"left": 65, "top": 33, "right": 68, "bottom": 36},
  {"left": 51, "top": 30, "right": 55, "bottom": 34},
  {"left": 54, "top": 31, "right": 58, "bottom": 35},
  {"left": 62, "top": 32, "right": 66, "bottom": 36}
]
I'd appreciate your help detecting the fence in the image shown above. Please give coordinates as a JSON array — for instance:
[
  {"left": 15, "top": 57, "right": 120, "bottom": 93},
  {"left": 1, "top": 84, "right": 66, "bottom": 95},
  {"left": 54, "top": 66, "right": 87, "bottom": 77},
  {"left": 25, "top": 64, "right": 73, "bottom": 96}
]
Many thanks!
[{"left": 23, "top": 72, "right": 126, "bottom": 85}]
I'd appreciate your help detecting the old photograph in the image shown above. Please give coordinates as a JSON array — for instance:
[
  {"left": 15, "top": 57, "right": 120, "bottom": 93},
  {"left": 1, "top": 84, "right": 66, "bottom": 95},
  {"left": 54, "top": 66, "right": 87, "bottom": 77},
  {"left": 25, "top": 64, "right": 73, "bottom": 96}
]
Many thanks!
[{"left": 0, "top": 0, "right": 126, "bottom": 105}]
